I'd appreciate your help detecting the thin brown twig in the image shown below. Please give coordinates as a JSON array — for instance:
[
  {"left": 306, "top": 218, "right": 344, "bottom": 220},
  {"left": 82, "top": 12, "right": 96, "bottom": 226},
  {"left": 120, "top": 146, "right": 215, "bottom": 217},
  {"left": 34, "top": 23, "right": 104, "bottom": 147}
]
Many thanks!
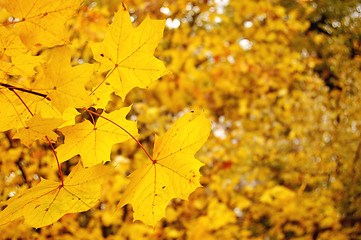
[
  {"left": 1, "top": 83, "right": 49, "bottom": 100},
  {"left": 45, "top": 136, "right": 64, "bottom": 185}
]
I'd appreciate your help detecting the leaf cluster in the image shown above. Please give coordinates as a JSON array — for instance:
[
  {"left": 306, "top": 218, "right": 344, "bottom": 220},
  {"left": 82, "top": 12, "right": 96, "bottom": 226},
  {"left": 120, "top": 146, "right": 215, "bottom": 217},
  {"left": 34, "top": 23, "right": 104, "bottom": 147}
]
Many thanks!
[{"left": 0, "top": 0, "right": 210, "bottom": 230}]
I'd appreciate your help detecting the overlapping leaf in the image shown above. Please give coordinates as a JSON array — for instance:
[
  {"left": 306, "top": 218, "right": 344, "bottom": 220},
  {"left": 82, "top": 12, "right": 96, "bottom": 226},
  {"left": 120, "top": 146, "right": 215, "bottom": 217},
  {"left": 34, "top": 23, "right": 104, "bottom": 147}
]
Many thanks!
[
  {"left": 0, "top": 28, "right": 29, "bottom": 57},
  {"left": 118, "top": 112, "right": 211, "bottom": 226},
  {"left": 0, "top": 80, "right": 70, "bottom": 131},
  {"left": 0, "top": 54, "right": 44, "bottom": 77},
  {"left": 0, "top": 28, "right": 44, "bottom": 76},
  {"left": 0, "top": 88, "right": 37, "bottom": 131},
  {"left": 91, "top": 5, "right": 170, "bottom": 100},
  {"left": 1, "top": 0, "right": 81, "bottom": 47},
  {"left": 13, "top": 114, "right": 64, "bottom": 147},
  {"left": 34, "top": 46, "right": 93, "bottom": 113},
  {"left": 0, "top": 163, "right": 109, "bottom": 228},
  {"left": 56, "top": 106, "right": 138, "bottom": 167}
]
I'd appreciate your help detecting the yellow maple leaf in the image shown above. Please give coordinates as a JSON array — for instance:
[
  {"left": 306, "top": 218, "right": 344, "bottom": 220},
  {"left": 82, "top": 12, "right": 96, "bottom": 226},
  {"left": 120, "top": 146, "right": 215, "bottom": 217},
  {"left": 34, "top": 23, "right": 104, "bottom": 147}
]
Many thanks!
[
  {"left": 117, "top": 112, "right": 211, "bottom": 226},
  {"left": 0, "top": 54, "right": 44, "bottom": 76},
  {"left": 13, "top": 114, "right": 64, "bottom": 147},
  {"left": 0, "top": 28, "right": 28, "bottom": 57},
  {"left": 91, "top": 5, "right": 170, "bottom": 100},
  {"left": 34, "top": 46, "right": 93, "bottom": 113},
  {"left": 0, "top": 82, "right": 76, "bottom": 132},
  {"left": 0, "top": 89, "right": 33, "bottom": 131},
  {"left": 1, "top": 0, "right": 81, "bottom": 47},
  {"left": 56, "top": 106, "right": 138, "bottom": 167},
  {"left": 0, "top": 28, "right": 43, "bottom": 79},
  {"left": 0, "top": 163, "right": 109, "bottom": 228},
  {"left": 87, "top": 75, "right": 115, "bottom": 107}
]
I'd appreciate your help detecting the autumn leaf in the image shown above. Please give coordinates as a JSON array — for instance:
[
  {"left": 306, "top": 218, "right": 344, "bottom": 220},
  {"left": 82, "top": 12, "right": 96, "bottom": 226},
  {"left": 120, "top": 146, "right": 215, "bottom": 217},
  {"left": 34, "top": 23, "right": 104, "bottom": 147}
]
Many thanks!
[
  {"left": 0, "top": 28, "right": 29, "bottom": 57},
  {"left": 117, "top": 112, "right": 211, "bottom": 226},
  {"left": 87, "top": 74, "right": 115, "bottom": 107},
  {"left": 1, "top": 0, "right": 81, "bottom": 47},
  {"left": 0, "top": 163, "right": 109, "bottom": 228},
  {"left": 0, "top": 88, "right": 34, "bottom": 131},
  {"left": 90, "top": 5, "right": 170, "bottom": 100},
  {"left": 13, "top": 114, "right": 64, "bottom": 147},
  {"left": 56, "top": 106, "right": 138, "bottom": 167},
  {"left": 0, "top": 79, "right": 74, "bottom": 132},
  {"left": 34, "top": 46, "right": 93, "bottom": 113},
  {"left": 0, "top": 54, "right": 44, "bottom": 76}
]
